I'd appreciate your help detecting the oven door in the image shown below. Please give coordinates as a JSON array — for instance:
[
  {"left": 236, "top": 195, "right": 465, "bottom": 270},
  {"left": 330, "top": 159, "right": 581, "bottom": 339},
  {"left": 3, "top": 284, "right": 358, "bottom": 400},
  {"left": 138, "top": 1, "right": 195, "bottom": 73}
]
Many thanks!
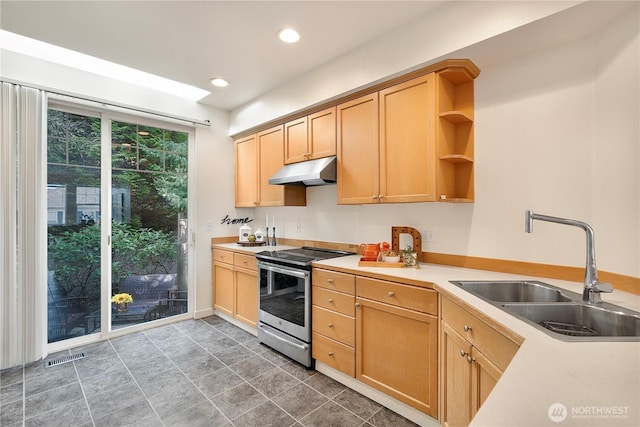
[{"left": 258, "top": 261, "right": 310, "bottom": 342}]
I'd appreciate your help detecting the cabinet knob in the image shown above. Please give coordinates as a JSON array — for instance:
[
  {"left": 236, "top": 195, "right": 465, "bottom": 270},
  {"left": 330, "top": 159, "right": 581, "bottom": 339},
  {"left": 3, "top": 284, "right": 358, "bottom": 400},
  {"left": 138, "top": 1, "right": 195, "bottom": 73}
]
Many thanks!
[
  {"left": 328, "top": 351, "right": 334, "bottom": 357},
  {"left": 464, "top": 325, "right": 472, "bottom": 332},
  {"left": 460, "top": 350, "right": 467, "bottom": 357},
  {"left": 355, "top": 302, "right": 361, "bottom": 307},
  {"left": 467, "top": 356, "right": 473, "bottom": 364},
  {"left": 328, "top": 298, "right": 334, "bottom": 304},
  {"left": 328, "top": 323, "right": 334, "bottom": 328},
  {"left": 387, "top": 291, "right": 394, "bottom": 297},
  {"left": 379, "top": 194, "right": 384, "bottom": 199},
  {"left": 327, "top": 279, "right": 334, "bottom": 284},
  {"left": 372, "top": 195, "right": 378, "bottom": 199}
]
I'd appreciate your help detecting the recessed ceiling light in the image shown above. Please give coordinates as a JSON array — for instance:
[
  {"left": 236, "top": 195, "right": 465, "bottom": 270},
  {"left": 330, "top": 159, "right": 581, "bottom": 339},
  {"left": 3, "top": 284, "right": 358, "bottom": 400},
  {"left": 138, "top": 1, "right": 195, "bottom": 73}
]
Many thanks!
[
  {"left": 210, "top": 78, "right": 229, "bottom": 87},
  {"left": 278, "top": 28, "right": 301, "bottom": 44}
]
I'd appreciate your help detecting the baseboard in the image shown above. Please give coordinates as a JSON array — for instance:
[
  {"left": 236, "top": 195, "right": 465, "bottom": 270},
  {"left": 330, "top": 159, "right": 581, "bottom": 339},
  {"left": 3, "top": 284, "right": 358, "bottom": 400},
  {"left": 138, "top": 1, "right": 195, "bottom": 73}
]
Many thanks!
[
  {"left": 194, "top": 307, "right": 215, "bottom": 319},
  {"left": 315, "top": 361, "right": 439, "bottom": 427}
]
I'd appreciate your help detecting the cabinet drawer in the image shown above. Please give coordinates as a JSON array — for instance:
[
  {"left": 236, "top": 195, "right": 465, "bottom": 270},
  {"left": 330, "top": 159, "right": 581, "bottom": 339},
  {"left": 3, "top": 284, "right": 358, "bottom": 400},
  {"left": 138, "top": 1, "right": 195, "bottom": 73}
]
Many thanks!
[
  {"left": 312, "top": 286, "right": 355, "bottom": 316},
  {"left": 312, "top": 306, "right": 355, "bottom": 347},
  {"left": 356, "top": 276, "right": 437, "bottom": 315},
  {"left": 234, "top": 253, "right": 257, "bottom": 270},
  {"left": 441, "top": 297, "right": 520, "bottom": 371},
  {"left": 313, "top": 269, "right": 355, "bottom": 294},
  {"left": 312, "top": 332, "right": 355, "bottom": 377},
  {"left": 212, "top": 248, "right": 234, "bottom": 265}
]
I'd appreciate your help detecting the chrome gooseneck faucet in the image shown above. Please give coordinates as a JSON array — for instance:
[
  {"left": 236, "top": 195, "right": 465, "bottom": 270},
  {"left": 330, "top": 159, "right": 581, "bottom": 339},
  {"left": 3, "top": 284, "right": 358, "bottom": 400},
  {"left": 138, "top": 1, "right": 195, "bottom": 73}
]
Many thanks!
[{"left": 525, "top": 210, "right": 613, "bottom": 303}]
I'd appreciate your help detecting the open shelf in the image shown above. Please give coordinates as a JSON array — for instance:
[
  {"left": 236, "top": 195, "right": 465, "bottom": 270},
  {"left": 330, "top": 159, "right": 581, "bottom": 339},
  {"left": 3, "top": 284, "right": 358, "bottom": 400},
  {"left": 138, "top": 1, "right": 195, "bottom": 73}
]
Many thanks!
[
  {"left": 440, "top": 154, "right": 473, "bottom": 163},
  {"left": 439, "top": 111, "right": 473, "bottom": 124},
  {"left": 436, "top": 68, "right": 476, "bottom": 202}
]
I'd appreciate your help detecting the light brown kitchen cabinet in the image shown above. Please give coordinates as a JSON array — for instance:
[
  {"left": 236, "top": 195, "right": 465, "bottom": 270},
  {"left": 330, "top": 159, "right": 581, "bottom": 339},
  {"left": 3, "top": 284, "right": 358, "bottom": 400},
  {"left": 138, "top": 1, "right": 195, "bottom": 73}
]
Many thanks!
[
  {"left": 234, "top": 134, "right": 258, "bottom": 208},
  {"left": 435, "top": 67, "right": 477, "bottom": 202},
  {"left": 355, "top": 276, "right": 438, "bottom": 417},
  {"left": 336, "top": 93, "right": 380, "bottom": 204},
  {"left": 337, "top": 74, "right": 436, "bottom": 204},
  {"left": 234, "top": 125, "right": 306, "bottom": 207},
  {"left": 440, "top": 296, "right": 522, "bottom": 427},
  {"left": 212, "top": 248, "right": 258, "bottom": 328},
  {"left": 284, "top": 106, "right": 336, "bottom": 164},
  {"left": 311, "top": 269, "right": 356, "bottom": 377}
]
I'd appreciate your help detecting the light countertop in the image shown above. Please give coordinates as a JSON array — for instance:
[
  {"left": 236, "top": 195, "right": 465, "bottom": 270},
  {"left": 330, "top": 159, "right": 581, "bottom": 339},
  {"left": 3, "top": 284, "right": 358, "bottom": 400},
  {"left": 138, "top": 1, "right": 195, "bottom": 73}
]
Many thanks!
[{"left": 312, "top": 255, "right": 640, "bottom": 427}]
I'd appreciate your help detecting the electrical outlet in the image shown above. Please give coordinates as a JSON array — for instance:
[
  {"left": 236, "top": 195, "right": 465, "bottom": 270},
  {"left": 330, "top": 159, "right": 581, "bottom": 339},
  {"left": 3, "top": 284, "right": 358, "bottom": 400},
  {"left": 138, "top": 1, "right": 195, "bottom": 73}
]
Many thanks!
[
  {"left": 295, "top": 222, "right": 302, "bottom": 233},
  {"left": 423, "top": 228, "right": 434, "bottom": 242}
]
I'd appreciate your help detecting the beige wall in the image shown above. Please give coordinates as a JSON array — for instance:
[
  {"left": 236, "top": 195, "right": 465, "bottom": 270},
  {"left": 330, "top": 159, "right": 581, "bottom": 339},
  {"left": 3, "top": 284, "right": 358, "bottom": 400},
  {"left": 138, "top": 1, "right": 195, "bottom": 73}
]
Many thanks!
[{"left": 227, "top": 3, "right": 639, "bottom": 278}]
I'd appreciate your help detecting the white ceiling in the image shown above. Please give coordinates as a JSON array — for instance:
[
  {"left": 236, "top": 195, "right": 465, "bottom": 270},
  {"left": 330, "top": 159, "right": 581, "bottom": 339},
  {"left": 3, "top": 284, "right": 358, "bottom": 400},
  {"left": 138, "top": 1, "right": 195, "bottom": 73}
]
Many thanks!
[{"left": 0, "top": 0, "right": 445, "bottom": 111}]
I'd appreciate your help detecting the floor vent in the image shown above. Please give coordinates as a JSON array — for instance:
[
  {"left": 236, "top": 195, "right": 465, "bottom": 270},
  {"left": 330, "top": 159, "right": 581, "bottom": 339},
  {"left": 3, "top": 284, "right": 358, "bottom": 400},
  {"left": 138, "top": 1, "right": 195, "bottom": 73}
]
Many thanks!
[{"left": 45, "top": 352, "right": 86, "bottom": 368}]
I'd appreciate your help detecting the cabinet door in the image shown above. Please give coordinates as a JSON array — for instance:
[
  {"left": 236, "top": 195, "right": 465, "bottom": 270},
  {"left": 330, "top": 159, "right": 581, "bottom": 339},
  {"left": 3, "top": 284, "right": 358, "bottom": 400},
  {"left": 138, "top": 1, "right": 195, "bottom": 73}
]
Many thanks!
[
  {"left": 258, "top": 125, "right": 286, "bottom": 206},
  {"left": 355, "top": 297, "right": 437, "bottom": 416},
  {"left": 284, "top": 116, "right": 308, "bottom": 164},
  {"left": 337, "top": 93, "right": 379, "bottom": 204},
  {"left": 235, "top": 267, "right": 258, "bottom": 328},
  {"left": 308, "top": 106, "right": 336, "bottom": 160},
  {"left": 441, "top": 322, "right": 472, "bottom": 427},
  {"left": 235, "top": 134, "right": 258, "bottom": 207},
  {"left": 379, "top": 74, "right": 436, "bottom": 203},
  {"left": 470, "top": 347, "right": 502, "bottom": 420},
  {"left": 213, "top": 262, "right": 234, "bottom": 317}
]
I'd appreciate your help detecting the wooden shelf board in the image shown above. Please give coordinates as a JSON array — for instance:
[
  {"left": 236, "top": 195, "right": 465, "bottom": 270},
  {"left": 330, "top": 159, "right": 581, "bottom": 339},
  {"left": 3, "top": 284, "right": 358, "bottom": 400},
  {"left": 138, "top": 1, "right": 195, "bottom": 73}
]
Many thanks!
[
  {"left": 439, "top": 154, "right": 474, "bottom": 163},
  {"left": 439, "top": 111, "right": 472, "bottom": 124}
]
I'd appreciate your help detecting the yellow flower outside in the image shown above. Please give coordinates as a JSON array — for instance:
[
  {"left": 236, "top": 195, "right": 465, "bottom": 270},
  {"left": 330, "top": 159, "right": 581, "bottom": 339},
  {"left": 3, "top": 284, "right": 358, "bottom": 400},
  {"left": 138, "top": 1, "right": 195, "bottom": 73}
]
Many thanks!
[{"left": 111, "top": 293, "right": 133, "bottom": 304}]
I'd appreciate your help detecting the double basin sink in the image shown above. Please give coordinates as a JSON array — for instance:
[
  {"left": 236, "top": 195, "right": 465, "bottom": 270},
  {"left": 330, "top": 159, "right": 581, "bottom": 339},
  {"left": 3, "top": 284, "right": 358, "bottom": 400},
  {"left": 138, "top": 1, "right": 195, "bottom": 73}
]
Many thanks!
[{"left": 449, "top": 280, "right": 640, "bottom": 341}]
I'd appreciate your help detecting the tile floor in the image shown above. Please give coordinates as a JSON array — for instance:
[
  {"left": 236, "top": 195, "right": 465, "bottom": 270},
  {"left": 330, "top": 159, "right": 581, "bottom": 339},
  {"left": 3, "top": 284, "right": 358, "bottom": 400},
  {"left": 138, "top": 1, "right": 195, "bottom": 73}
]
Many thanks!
[{"left": 1, "top": 315, "right": 419, "bottom": 427}]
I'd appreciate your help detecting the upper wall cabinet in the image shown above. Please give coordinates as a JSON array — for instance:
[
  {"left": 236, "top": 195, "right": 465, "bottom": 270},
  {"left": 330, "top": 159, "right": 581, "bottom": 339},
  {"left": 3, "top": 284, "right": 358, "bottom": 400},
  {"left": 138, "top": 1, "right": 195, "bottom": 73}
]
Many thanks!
[
  {"left": 337, "top": 74, "right": 436, "bottom": 204},
  {"left": 285, "top": 106, "right": 337, "bottom": 164},
  {"left": 232, "top": 59, "right": 479, "bottom": 205},
  {"left": 235, "top": 125, "right": 306, "bottom": 207},
  {"left": 435, "top": 67, "right": 476, "bottom": 202},
  {"left": 337, "top": 63, "right": 477, "bottom": 204},
  {"left": 336, "top": 93, "right": 380, "bottom": 205}
]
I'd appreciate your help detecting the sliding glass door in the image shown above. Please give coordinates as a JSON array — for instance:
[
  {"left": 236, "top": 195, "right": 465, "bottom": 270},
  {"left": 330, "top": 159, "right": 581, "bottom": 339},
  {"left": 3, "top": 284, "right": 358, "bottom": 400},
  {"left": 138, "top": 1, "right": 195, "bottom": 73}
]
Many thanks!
[
  {"left": 109, "top": 119, "right": 188, "bottom": 330},
  {"left": 46, "top": 106, "right": 190, "bottom": 343}
]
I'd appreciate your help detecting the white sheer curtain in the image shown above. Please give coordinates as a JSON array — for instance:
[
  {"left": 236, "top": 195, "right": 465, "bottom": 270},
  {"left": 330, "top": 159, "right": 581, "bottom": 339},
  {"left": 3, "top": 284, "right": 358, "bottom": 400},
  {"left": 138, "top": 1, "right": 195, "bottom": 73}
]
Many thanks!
[{"left": 1, "top": 82, "right": 47, "bottom": 370}]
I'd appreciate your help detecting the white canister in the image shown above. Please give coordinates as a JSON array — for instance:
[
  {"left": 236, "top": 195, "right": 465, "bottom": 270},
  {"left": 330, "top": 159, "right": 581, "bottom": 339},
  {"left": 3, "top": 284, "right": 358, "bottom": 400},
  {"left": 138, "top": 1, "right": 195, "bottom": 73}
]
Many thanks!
[
  {"left": 254, "top": 228, "right": 265, "bottom": 242},
  {"left": 239, "top": 225, "right": 251, "bottom": 242}
]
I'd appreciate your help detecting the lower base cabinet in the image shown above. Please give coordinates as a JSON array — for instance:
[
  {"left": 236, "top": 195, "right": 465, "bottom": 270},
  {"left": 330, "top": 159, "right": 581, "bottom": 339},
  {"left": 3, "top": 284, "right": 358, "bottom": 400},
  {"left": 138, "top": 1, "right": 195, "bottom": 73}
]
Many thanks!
[
  {"left": 212, "top": 248, "right": 258, "bottom": 328},
  {"left": 356, "top": 296, "right": 438, "bottom": 416},
  {"left": 440, "top": 296, "right": 522, "bottom": 427}
]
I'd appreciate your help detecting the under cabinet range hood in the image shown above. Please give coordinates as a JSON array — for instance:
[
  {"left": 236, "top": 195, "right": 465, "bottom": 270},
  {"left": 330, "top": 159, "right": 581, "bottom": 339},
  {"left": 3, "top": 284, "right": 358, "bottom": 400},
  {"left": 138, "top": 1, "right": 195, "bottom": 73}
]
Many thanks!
[{"left": 268, "top": 156, "right": 337, "bottom": 186}]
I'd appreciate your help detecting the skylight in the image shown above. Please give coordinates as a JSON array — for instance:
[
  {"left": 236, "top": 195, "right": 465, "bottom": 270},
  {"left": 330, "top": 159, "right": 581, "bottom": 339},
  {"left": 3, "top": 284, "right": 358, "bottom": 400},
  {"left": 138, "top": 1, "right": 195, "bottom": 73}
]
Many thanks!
[{"left": 0, "top": 30, "right": 211, "bottom": 101}]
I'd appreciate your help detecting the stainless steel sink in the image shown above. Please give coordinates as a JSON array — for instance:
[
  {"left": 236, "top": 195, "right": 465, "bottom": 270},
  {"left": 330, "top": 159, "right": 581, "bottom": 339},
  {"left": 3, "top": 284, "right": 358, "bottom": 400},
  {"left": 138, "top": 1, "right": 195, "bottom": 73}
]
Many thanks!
[
  {"left": 449, "top": 280, "right": 640, "bottom": 341},
  {"left": 504, "top": 303, "right": 640, "bottom": 341},
  {"left": 450, "top": 280, "right": 576, "bottom": 303}
]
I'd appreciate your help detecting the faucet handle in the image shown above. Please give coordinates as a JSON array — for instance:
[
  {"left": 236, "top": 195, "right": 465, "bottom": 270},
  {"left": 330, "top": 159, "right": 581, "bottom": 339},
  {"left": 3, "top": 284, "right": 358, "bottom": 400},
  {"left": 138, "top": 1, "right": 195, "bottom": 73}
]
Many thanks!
[{"left": 593, "top": 282, "right": 613, "bottom": 293}]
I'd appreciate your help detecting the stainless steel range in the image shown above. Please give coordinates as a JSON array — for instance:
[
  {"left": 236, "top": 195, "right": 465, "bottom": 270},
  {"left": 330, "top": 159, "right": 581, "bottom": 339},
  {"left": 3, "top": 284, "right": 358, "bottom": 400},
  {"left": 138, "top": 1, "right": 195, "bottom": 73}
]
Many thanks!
[{"left": 255, "top": 247, "right": 353, "bottom": 367}]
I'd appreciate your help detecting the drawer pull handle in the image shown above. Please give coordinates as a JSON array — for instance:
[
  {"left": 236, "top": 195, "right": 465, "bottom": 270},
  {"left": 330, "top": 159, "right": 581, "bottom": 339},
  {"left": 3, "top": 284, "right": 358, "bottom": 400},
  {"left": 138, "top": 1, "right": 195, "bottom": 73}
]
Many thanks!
[
  {"left": 387, "top": 291, "right": 394, "bottom": 297},
  {"left": 328, "top": 298, "right": 334, "bottom": 304},
  {"left": 327, "top": 279, "right": 334, "bottom": 284},
  {"left": 355, "top": 302, "right": 361, "bottom": 307},
  {"left": 328, "top": 351, "right": 334, "bottom": 357},
  {"left": 464, "top": 325, "right": 472, "bottom": 332},
  {"left": 467, "top": 356, "right": 473, "bottom": 364},
  {"left": 460, "top": 350, "right": 467, "bottom": 357},
  {"left": 328, "top": 323, "right": 334, "bottom": 328}
]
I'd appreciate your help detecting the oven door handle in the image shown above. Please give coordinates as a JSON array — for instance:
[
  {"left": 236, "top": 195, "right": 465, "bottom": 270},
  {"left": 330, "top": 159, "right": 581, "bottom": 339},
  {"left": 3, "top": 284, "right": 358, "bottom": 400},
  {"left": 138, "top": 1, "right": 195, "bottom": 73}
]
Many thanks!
[
  {"left": 257, "top": 262, "right": 309, "bottom": 279},
  {"left": 259, "top": 323, "right": 309, "bottom": 351}
]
